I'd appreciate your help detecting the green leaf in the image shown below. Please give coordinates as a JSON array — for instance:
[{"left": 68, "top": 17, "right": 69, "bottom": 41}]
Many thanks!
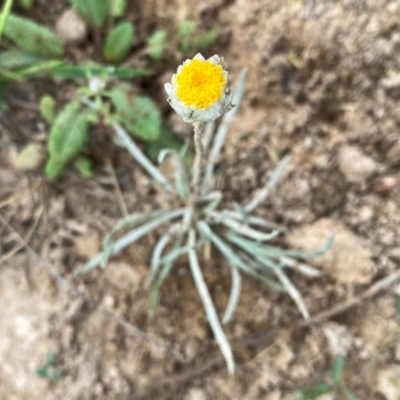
[
  {"left": 331, "top": 355, "right": 345, "bottom": 383},
  {"left": 47, "top": 369, "right": 63, "bottom": 381},
  {"left": 178, "top": 20, "right": 198, "bottom": 53},
  {"left": 75, "top": 157, "right": 93, "bottom": 178},
  {"left": 147, "top": 29, "right": 168, "bottom": 60},
  {"left": 46, "top": 353, "right": 56, "bottom": 365},
  {"left": 297, "top": 382, "right": 332, "bottom": 399},
  {"left": 35, "top": 367, "right": 48, "bottom": 378},
  {"left": 18, "top": 0, "right": 34, "bottom": 9},
  {"left": 0, "top": 50, "right": 45, "bottom": 70},
  {"left": 45, "top": 100, "right": 89, "bottom": 179},
  {"left": 0, "top": 80, "right": 8, "bottom": 106},
  {"left": 193, "top": 29, "right": 219, "bottom": 49},
  {"left": 4, "top": 14, "right": 65, "bottom": 57},
  {"left": 69, "top": 0, "right": 110, "bottom": 28},
  {"left": 110, "top": 0, "right": 126, "bottom": 17},
  {"left": 104, "top": 21, "right": 135, "bottom": 63},
  {"left": 40, "top": 95, "right": 57, "bottom": 124},
  {"left": 52, "top": 63, "right": 152, "bottom": 79},
  {"left": 109, "top": 83, "right": 161, "bottom": 141},
  {"left": 0, "top": 0, "right": 13, "bottom": 43}
]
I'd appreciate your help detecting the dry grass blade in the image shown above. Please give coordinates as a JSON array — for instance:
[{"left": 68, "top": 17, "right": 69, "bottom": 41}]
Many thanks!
[{"left": 0, "top": 205, "right": 43, "bottom": 265}]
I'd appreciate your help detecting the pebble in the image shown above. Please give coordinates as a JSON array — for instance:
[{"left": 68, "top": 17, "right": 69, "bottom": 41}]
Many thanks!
[
  {"left": 56, "top": 9, "right": 87, "bottom": 44},
  {"left": 377, "top": 366, "right": 400, "bottom": 400},
  {"left": 338, "top": 145, "right": 377, "bottom": 182}
]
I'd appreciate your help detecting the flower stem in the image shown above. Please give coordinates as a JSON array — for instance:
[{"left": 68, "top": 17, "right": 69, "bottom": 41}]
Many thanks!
[{"left": 191, "top": 121, "right": 205, "bottom": 198}]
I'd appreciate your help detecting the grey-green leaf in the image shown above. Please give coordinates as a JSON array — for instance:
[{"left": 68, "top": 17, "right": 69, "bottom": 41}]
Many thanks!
[
  {"left": 4, "top": 14, "right": 64, "bottom": 57},
  {"left": 104, "top": 21, "right": 135, "bottom": 63},
  {"left": 52, "top": 63, "right": 152, "bottom": 79},
  {"left": 46, "top": 101, "right": 89, "bottom": 179},
  {"left": 331, "top": 355, "right": 345, "bottom": 383}
]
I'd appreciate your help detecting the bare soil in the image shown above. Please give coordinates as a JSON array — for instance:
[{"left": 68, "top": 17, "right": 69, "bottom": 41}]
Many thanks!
[{"left": 1, "top": 0, "right": 400, "bottom": 399}]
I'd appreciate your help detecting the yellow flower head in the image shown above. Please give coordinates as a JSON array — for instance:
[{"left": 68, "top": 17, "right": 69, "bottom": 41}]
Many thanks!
[{"left": 165, "top": 53, "right": 233, "bottom": 123}]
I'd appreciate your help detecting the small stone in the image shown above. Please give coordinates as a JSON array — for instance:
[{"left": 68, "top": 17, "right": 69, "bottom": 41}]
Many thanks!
[
  {"left": 381, "top": 73, "right": 400, "bottom": 97},
  {"left": 338, "top": 145, "right": 378, "bottom": 182},
  {"left": 377, "top": 366, "right": 400, "bottom": 400},
  {"left": 323, "top": 323, "right": 352, "bottom": 357},
  {"left": 358, "top": 205, "right": 373, "bottom": 222},
  {"left": 184, "top": 388, "right": 207, "bottom": 400},
  {"left": 14, "top": 143, "right": 45, "bottom": 171},
  {"left": 56, "top": 9, "right": 87, "bottom": 44}
]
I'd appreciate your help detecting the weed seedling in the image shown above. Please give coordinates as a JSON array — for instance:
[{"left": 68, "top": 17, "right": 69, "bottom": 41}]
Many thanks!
[
  {"left": 35, "top": 352, "right": 63, "bottom": 381},
  {"left": 296, "top": 355, "right": 356, "bottom": 400}
]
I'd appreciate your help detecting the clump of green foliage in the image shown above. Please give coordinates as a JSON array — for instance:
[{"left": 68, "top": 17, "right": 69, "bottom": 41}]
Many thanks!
[
  {"left": 296, "top": 355, "right": 356, "bottom": 400},
  {"left": 0, "top": 0, "right": 218, "bottom": 178},
  {"left": 4, "top": 14, "right": 65, "bottom": 57},
  {"left": 147, "top": 20, "right": 219, "bottom": 60},
  {"left": 41, "top": 75, "right": 162, "bottom": 179},
  {"left": 35, "top": 353, "right": 63, "bottom": 381}
]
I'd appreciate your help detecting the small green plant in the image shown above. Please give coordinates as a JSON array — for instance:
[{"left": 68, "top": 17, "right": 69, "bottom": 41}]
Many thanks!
[
  {"left": 4, "top": 14, "right": 65, "bottom": 57},
  {"left": 296, "top": 355, "right": 356, "bottom": 400},
  {"left": 146, "top": 21, "right": 219, "bottom": 60},
  {"left": 35, "top": 353, "right": 63, "bottom": 381},
  {"left": 0, "top": 4, "right": 168, "bottom": 178},
  {"left": 178, "top": 20, "right": 218, "bottom": 54},
  {"left": 74, "top": 55, "right": 333, "bottom": 374},
  {"left": 42, "top": 75, "right": 162, "bottom": 179},
  {"left": 147, "top": 29, "right": 168, "bottom": 60},
  {"left": 45, "top": 100, "right": 89, "bottom": 179}
]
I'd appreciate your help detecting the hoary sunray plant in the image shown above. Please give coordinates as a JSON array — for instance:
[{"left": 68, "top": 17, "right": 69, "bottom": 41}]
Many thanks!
[{"left": 74, "top": 53, "right": 333, "bottom": 374}]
